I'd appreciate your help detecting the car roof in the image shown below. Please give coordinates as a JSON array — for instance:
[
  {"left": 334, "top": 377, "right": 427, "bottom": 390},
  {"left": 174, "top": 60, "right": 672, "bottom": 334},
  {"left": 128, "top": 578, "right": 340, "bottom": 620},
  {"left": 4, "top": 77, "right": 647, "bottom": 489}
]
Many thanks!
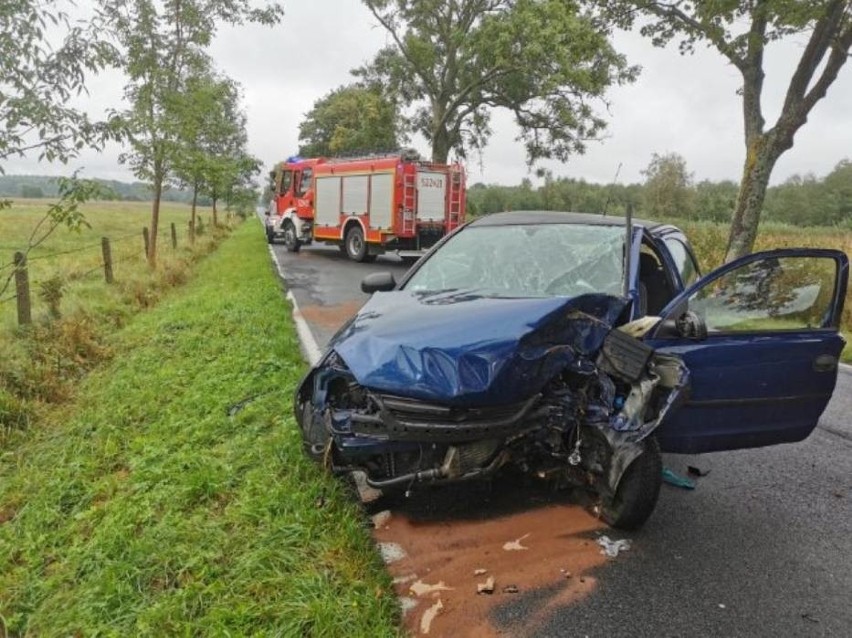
[{"left": 468, "top": 210, "right": 666, "bottom": 232}]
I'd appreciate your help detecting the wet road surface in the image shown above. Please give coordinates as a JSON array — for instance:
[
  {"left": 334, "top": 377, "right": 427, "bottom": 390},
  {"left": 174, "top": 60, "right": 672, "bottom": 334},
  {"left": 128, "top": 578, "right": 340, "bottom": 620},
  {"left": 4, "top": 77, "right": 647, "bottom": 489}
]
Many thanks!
[{"left": 269, "top": 235, "right": 852, "bottom": 637}]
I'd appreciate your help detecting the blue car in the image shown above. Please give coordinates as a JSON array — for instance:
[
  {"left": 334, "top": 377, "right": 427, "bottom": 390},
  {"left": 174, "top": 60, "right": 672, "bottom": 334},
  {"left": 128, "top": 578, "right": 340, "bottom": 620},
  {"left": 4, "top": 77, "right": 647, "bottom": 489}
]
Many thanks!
[{"left": 295, "top": 211, "right": 848, "bottom": 529}]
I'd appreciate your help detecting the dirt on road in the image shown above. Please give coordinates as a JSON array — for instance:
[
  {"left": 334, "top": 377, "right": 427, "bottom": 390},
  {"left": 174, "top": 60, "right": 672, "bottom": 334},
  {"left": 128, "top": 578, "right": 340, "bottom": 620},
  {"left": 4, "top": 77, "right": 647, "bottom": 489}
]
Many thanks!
[{"left": 371, "top": 482, "right": 612, "bottom": 637}]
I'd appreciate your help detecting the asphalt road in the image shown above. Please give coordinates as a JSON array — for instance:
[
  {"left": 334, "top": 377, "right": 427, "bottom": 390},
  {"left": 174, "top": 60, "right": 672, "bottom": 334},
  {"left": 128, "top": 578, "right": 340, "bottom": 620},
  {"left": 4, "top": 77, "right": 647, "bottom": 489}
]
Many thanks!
[{"left": 270, "top": 235, "right": 852, "bottom": 637}]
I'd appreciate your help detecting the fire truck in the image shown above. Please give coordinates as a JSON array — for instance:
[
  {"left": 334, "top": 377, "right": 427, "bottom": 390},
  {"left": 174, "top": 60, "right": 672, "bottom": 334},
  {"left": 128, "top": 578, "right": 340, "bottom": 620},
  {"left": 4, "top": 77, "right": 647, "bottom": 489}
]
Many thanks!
[{"left": 265, "top": 150, "right": 465, "bottom": 262}]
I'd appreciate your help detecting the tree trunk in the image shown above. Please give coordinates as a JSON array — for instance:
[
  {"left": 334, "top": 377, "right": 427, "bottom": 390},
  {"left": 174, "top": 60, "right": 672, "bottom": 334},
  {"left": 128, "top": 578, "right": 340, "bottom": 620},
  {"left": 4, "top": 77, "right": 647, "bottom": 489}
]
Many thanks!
[
  {"left": 212, "top": 197, "right": 218, "bottom": 227},
  {"left": 190, "top": 179, "right": 198, "bottom": 244},
  {"left": 149, "top": 174, "right": 163, "bottom": 267},
  {"left": 724, "top": 134, "right": 780, "bottom": 263}
]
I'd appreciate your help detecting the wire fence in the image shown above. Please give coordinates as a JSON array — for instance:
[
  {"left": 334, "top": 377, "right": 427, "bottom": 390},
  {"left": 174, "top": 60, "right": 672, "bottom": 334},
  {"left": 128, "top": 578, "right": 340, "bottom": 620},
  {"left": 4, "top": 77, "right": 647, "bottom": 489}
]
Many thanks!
[{"left": 1, "top": 214, "right": 226, "bottom": 326}]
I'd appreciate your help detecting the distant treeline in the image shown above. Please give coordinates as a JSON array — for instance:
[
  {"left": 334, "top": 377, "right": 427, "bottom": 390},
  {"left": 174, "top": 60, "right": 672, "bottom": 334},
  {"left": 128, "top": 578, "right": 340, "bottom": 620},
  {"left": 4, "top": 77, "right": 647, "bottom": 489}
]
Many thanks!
[
  {"left": 468, "top": 158, "right": 852, "bottom": 227},
  {"left": 0, "top": 175, "right": 213, "bottom": 205}
]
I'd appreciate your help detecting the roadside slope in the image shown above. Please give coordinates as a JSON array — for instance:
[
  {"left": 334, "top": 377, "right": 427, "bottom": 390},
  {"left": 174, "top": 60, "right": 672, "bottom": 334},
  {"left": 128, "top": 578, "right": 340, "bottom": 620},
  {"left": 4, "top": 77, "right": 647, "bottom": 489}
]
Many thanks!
[{"left": 0, "top": 222, "right": 398, "bottom": 636}]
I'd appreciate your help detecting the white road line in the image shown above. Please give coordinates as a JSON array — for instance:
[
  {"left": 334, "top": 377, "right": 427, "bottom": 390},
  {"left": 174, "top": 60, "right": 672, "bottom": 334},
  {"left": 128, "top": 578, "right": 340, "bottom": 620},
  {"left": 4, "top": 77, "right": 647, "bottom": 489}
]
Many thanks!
[{"left": 267, "top": 245, "right": 322, "bottom": 366}]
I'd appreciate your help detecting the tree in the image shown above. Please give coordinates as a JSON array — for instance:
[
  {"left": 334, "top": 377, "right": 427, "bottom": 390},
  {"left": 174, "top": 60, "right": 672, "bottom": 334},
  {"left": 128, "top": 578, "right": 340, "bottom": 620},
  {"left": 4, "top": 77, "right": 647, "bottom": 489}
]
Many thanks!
[
  {"left": 0, "top": 1, "right": 117, "bottom": 167},
  {"left": 357, "top": 0, "right": 636, "bottom": 164},
  {"left": 298, "top": 84, "right": 404, "bottom": 157},
  {"left": 590, "top": 1, "right": 852, "bottom": 261},
  {"left": 103, "top": 0, "right": 281, "bottom": 265},
  {"left": 641, "top": 152, "right": 694, "bottom": 219},
  {"left": 172, "top": 69, "right": 248, "bottom": 233}
]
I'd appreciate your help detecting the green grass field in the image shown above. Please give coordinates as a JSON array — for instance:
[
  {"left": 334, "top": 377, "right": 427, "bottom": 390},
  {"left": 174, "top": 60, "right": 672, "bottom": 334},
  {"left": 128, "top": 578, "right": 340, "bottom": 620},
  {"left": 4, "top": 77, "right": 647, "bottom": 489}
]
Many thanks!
[
  {"left": 0, "top": 199, "right": 217, "bottom": 328},
  {"left": 0, "top": 221, "right": 399, "bottom": 636}
]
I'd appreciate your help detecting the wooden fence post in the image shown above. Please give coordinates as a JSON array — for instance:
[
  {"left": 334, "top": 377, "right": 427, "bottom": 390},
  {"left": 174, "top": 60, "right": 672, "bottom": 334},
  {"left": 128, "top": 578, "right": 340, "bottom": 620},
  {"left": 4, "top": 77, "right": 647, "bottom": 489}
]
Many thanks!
[
  {"left": 171, "top": 222, "right": 177, "bottom": 249},
  {"left": 102, "top": 237, "right": 114, "bottom": 284},
  {"left": 143, "top": 227, "right": 150, "bottom": 257},
  {"left": 13, "top": 251, "right": 31, "bottom": 325}
]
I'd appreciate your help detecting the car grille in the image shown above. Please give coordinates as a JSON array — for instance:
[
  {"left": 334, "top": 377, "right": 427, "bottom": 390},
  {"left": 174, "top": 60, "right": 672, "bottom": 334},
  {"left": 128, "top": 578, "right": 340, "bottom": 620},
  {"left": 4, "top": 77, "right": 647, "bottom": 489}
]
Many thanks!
[{"left": 349, "top": 393, "right": 540, "bottom": 442}]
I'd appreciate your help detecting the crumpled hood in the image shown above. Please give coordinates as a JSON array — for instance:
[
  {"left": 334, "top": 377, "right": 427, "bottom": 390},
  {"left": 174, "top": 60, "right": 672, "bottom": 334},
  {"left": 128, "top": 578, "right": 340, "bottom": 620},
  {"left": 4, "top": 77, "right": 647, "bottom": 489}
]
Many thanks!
[{"left": 329, "top": 290, "right": 629, "bottom": 406}]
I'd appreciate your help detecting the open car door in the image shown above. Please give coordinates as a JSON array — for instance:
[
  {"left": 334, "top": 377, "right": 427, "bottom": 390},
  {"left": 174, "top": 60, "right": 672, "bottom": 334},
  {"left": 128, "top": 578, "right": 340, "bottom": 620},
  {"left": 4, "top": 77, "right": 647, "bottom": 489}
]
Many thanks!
[{"left": 645, "top": 248, "right": 848, "bottom": 454}]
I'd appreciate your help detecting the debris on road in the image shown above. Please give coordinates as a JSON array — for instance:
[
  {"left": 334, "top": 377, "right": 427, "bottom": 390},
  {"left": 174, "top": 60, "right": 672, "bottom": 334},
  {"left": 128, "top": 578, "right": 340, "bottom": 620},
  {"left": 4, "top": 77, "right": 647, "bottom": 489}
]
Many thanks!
[
  {"left": 372, "top": 509, "right": 392, "bottom": 529},
  {"left": 410, "top": 580, "right": 453, "bottom": 596},
  {"left": 503, "top": 584, "right": 520, "bottom": 594},
  {"left": 477, "top": 576, "right": 495, "bottom": 595},
  {"left": 399, "top": 597, "right": 418, "bottom": 616},
  {"left": 687, "top": 465, "right": 710, "bottom": 477},
  {"left": 473, "top": 568, "right": 487, "bottom": 576},
  {"left": 597, "top": 535, "right": 632, "bottom": 558},
  {"left": 662, "top": 467, "right": 696, "bottom": 490},
  {"left": 503, "top": 533, "right": 531, "bottom": 551},
  {"left": 393, "top": 573, "right": 418, "bottom": 585},
  {"left": 378, "top": 542, "right": 407, "bottom": 564},
  {"left": 420, "top": 599, "right": 444, "bottom": 634}
]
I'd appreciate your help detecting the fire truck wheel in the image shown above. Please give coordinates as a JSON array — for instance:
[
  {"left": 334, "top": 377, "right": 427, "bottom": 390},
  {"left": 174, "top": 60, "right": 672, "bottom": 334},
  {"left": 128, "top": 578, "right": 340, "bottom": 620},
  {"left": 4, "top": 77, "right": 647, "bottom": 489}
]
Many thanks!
[
  {"left": 345, "top": 225, "right": 368, "bottom": 262},
  {"left": 283, "top": 221, "right": 301, "bottom": 253}
]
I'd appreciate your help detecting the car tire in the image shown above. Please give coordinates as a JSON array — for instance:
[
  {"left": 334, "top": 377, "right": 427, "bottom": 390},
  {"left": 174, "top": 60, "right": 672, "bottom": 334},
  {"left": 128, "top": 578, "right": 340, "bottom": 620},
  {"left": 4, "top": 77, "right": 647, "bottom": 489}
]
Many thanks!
[
  {"left": 283, "top": 220, "right": 301, "bottom": 253},
  {"left": 599, "top": 437, "right": 662, "bottom": 530},
  {"left": 345, "top": 225, "right": 368, "bottom": 262}
]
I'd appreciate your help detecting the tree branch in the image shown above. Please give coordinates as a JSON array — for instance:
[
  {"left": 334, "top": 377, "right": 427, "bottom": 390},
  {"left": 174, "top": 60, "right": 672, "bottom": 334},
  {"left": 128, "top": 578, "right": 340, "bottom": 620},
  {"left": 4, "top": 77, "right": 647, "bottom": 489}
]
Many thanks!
[
  {"left": 364, "top": 1, "right": 440, "bottom": 97},
  {"left": 780, "top": 0, "right": 847, "bottom": 119},
  {"left": 641, "top": 1, "right": 746, "bottom": 70}
]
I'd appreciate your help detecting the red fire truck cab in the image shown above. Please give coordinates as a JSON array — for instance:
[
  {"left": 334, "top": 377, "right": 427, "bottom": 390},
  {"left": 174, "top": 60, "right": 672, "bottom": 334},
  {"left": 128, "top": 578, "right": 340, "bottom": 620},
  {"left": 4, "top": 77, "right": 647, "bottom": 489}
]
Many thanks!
[{"left": 265, "top": 150, "right": 465, "bottom": 262}]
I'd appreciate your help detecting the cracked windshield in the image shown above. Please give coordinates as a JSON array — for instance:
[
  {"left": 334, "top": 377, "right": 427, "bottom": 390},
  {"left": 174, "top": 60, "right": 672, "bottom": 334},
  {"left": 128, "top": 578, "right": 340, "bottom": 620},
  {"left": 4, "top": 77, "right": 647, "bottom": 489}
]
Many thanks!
[{"left": 405, "top": 224, "right": 625, "bottom": 298}]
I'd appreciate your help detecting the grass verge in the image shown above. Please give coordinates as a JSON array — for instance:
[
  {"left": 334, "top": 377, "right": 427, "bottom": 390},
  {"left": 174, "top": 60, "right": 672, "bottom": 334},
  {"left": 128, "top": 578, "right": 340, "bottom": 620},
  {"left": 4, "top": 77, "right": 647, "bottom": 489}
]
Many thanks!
[{"left": 0, "top": 222, "right": 399, "bottom": 636}]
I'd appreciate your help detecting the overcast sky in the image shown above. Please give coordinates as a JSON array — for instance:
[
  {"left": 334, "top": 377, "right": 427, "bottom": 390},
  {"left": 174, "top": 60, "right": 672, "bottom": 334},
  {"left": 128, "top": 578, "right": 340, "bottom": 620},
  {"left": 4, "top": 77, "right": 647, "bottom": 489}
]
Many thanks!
[{"left": 6, "top": 0, "right": 852, "bottom": 187}]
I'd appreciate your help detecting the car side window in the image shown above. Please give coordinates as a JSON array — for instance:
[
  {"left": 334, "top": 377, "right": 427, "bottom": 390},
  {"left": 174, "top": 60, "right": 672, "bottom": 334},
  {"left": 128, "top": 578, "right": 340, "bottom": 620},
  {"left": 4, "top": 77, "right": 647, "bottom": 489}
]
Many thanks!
[
  {"left": 687, "top": 256, "right": 838, "bottom": 332},
  {"left": 665, "top": 238, "right": 699, "bottom": 287}
]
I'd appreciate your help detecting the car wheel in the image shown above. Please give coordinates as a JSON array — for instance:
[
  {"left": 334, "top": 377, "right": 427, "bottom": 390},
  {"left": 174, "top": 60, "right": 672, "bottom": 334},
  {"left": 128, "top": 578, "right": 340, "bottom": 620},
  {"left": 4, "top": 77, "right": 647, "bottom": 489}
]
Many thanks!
[
  {"left": 345, "top": 225, "right": 368, "bottom": 262},
  {"left": 599, "top": 437, "right": 662, "bottom": 530},
  {"left": 283, "top": 221, "right": 301, "bottom": 253}
]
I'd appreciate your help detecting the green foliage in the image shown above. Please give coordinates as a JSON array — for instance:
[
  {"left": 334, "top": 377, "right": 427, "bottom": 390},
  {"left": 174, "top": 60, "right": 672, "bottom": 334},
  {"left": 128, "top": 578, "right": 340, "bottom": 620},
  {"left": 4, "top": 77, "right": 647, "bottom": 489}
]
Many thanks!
[
  {"left": 641, "top": 152, "right": 694, "bottom": 219},
  {"left": 466, "top": 155, "right": 852, "bottom": 226},
  {"left": 357, "top": 0, "right": 637, "bottom": 163},
  {"left": 0, "top": 223, "right": 398, "bottom": 636},
  {"left": 0, "top": 1, "right": 118, "bottom": 167},
  {"left": 0, "top": 174, "right": 208, "bottom": 204},
  {"left": 298, "top": 84, "right": 404, "bottom": 157}
]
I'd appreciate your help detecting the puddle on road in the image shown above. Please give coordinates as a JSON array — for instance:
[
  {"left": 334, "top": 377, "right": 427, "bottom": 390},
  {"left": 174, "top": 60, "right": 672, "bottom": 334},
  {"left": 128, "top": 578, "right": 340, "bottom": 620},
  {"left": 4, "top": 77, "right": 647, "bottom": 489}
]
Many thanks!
[
  {"left": 373, "top": 484, "right": 609, "bottom": 637},
  {"left": 299, "top": 300, "right": 363, "bottom": 332}
]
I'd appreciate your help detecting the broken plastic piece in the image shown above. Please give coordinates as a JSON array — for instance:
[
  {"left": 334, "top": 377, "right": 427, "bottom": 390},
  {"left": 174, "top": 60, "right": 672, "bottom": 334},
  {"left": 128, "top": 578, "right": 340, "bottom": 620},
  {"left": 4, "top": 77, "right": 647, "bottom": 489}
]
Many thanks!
[
  {"left": 502, "top": 585, "right": 519, "bottom": 594},
  {"left": 687, "top": 465, "right": 710, "bottom": 477},
  {"left": 597, "top": 535, "right": 632, "bottom": 557},
  {"left": 503, "top": 534, "right": 530, "bottom": 551},
  {"left": 477, "top": 576, "right": 495, "bottom": 595},
  {"left": 662, "top": 467, "right": 696, "bottom": 490}
]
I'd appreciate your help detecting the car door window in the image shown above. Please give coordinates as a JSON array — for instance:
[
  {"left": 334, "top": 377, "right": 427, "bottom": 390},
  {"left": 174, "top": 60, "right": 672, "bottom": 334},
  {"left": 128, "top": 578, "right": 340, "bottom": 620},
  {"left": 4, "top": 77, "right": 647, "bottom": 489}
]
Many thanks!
[
  {"left": 686, "top": 255, "right": 838, "bottom": 332},
  {"left": 664, "top": 238, "right": 699, "bottom": 287}
]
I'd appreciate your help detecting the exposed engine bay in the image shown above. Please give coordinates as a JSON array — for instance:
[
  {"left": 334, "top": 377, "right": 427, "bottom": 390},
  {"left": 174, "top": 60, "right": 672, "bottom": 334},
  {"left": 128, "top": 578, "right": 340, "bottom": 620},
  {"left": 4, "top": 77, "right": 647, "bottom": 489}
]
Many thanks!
[{"left": 295, "top": 312, "right": 689, "bottom": 505}]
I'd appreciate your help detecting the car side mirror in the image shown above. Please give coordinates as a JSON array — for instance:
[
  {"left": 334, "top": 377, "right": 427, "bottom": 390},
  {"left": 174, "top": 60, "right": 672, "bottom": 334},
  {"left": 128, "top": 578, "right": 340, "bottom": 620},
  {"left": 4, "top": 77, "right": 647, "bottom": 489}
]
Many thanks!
[
  {"left": 361, "top": 272, "right": 396, "bottom": 293},
  {"left": 675, "top": 310, "right": 708, "bottom": 340}
]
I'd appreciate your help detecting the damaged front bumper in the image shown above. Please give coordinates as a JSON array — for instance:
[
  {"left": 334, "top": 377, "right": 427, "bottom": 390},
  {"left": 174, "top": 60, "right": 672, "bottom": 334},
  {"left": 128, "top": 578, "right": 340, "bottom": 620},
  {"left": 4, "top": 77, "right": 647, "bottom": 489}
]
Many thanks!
[{"left": 295, "top": 319, "right": 690, "bottom": 495}]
